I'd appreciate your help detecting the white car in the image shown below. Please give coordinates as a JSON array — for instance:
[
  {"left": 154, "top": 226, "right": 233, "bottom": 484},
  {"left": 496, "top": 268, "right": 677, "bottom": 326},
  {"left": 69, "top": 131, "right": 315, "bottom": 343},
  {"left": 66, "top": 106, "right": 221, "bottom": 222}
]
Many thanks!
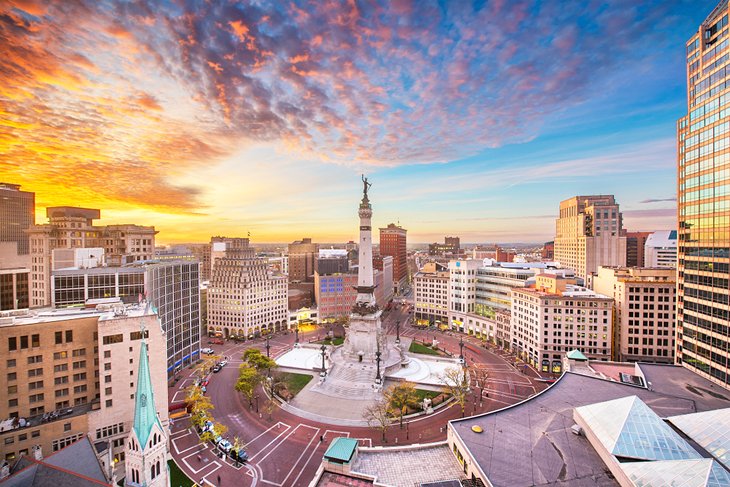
[{"left": 201, "top": 348, "right": 214, "bottom": 355}]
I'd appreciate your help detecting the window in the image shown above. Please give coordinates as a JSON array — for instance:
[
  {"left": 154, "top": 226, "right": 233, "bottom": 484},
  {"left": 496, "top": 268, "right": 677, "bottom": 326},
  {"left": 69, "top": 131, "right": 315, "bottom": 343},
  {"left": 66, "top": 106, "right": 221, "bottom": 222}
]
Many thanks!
[
  {"left": 54, "top": 376, "right": 69, "bottom": 385},
  {"left": 8, "top": 337, "right": 17, "bottom": 351},
  {"left": 102, "top": 334, "right": 123, "bottom": 345},
  {"left": 6, "top": 359, "right": 15, "bottom": 367},
  {"left": 54, "top": 364, "right": 68, "bottom": 373},
  {"left": 31, "top": 430, "right": 40, "bottom": 438},
  {"left": 55, "top": 331, "right": 62, "bottom": 344},
  {"left": 53, "top": 351, "right": 68, "bottom": 360},
  {"left": 72, "top": 349, "right": 85, "bottom": 357},
  {"left": 105, "top": 399, "right": 113, "bottom": 407},
  {"left": 29, "top": 381, "right": 43, "bottom": 390},
  {"left": 55, "top": 389, "right": 69, "bottom": 397},
  {"left": 19, "top": 336, "right": 28, "bottom": 349},
  {"left": 7, "top": 372, "right": 16, "bottom": 381},
  {"left": 72, "top": 361, "right": 86, "bottom": 370},
  {"left": 8, "top": 385, "right": 17, "bottom": 394},
  {"left": 105, "top": 375, "right": 112, "bottom": 383},
  {"left": 74, "top": 385, "right": 87, "bottom": 394},
  {"left": 31, "top": 334, "right": 40, "bottom": 347},
  {"left": 64, "top": 423, "right": 71, "bottom": 432},
  {"left": 73, "top": 373, "right": 86, "bottom": 381},
  {"left": 29, "top": 394, "right": 44, "bottom": 403},
  {"left": 65, "top": 330, "right": 73, "bottom": 342},
  {"left": 105, "top": 387, "right": 112, "bottom": 395},
  {"left": 28, "top": 355, "right": 42, "bottom": 364},
  {"left": 104, "top": 350, "right": 111, "bottom": 359},
  {"left": 8, "top": 399, "right": 17, "bottom": 408}
]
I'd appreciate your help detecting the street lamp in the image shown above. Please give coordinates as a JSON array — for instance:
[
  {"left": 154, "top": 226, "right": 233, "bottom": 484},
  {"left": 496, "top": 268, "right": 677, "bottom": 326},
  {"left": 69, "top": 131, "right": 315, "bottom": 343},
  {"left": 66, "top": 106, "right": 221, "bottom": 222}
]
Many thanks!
[
  {"left": 395, "top": 320, "right": 401, "bottom": 344},
  {"left": 320, "top": 344, "right": 327, "bottom": 376},
  {"left": 265, "top": 336, "right": 271, "bottom": 358},
  {"left": 295, "top": 325, "right": 299, "bottom": 346},
  {"left": 255, "top": 394, "right": 259, "bottom": 413},
  {"left": 375, "top": 341, "right": 382, "bottom": 384},
  {"left": 459, "top": 336, "right": 464, "bottom": 362}
]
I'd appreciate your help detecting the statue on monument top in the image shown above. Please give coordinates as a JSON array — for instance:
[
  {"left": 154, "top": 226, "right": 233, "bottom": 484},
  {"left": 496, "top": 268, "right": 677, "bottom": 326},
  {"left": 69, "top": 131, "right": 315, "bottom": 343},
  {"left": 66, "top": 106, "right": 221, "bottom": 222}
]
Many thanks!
[{"left": 362, "top": 174, "right": 371, "bottom": 199}]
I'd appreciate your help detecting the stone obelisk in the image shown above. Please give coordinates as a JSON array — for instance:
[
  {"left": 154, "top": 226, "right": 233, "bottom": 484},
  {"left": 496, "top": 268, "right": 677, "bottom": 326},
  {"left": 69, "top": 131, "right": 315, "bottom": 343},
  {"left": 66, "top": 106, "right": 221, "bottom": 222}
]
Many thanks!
[{"left": 343, "top": 175, "right": 388, "bottom": 363}]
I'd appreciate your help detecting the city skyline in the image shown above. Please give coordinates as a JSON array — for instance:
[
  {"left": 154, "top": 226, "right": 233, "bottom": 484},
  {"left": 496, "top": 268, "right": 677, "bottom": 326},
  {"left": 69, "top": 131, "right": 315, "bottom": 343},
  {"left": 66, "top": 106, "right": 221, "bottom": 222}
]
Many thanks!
[{"left": 0, "top": 1, "right": 708, "bottom": 243}]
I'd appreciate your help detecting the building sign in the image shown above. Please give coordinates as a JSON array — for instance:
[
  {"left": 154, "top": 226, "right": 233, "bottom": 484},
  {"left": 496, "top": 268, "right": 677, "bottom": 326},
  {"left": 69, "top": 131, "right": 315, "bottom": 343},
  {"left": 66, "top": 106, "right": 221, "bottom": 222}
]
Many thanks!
[
  {"left": 541, "top": 359, "right": 550, "bottom": 372},
  {"left": 552, "top": 361, "right": 562, "bottom": 374}
]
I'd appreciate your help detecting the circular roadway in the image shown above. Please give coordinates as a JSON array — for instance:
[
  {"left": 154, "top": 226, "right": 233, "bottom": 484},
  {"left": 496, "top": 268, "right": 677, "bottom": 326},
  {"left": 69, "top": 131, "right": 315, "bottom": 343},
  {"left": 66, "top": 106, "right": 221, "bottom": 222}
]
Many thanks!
[{"left": 168, "top": 305, "right": 548, "bottom": 487}]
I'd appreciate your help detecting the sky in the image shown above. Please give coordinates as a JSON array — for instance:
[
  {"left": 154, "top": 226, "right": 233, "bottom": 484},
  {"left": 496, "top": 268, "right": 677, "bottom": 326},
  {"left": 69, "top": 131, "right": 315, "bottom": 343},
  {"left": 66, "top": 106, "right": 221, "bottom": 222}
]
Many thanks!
[{"left": 0, "top": 0, "right": 715, "bottom": 244}]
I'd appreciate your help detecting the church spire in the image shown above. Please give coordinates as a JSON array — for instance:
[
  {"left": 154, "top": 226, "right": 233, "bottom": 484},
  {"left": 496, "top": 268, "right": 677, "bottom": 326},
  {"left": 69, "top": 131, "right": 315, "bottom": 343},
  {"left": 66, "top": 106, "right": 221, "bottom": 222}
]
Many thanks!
[{"left": 133, "top": 330, "right": 161, "bottom": 450}]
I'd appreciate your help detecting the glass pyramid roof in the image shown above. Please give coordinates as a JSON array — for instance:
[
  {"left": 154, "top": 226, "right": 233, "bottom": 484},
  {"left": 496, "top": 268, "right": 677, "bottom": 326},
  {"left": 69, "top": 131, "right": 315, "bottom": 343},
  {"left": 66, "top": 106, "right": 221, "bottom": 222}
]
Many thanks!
[
  {"left": 575, "top": 395, "right": 702, "bottom": 461},
  {"left": 668, "top": 408, "right": 730, "bottom": 471},
  {"left": 622, "top": 459, "right": 730, "bottom": 487}
]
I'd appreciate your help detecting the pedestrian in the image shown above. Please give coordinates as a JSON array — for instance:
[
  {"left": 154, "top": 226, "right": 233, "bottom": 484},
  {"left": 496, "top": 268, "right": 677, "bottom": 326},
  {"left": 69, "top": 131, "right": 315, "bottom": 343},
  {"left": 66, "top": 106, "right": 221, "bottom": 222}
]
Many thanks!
[
  {"left": 197, "top": 453, "right": 201, "bottom": 462},
  {"left": 217, "top": 474, "right": 221, "bottom": 485},
  {"left": 319, "top": 435, "right": 324, "bottom": 442}
]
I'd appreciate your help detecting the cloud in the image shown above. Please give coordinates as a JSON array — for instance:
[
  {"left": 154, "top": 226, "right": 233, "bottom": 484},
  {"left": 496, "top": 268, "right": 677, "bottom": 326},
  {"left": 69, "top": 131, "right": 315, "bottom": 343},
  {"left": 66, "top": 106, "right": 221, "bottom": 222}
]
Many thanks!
[{"left": 640, "top": 197, "right": 677, "bottom": 204}]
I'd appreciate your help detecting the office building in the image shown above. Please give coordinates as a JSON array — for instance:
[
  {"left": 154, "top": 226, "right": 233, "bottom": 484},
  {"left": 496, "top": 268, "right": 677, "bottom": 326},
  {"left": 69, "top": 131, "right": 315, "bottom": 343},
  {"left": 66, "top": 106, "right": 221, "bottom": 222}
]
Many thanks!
[
  {"left": 541, "top": 241, "right": 554, "bottom": 260},
  {"left": 413, "top": 262, "right": 449, "bottom": 327},
  {"left": 428, "top": 236, "right": 460, "bottom": 257},
  {"left": 644, "top": 230, "right": 677, "bottom": 268},
  {"left": 593, "top": 266, "right": 676, "bottom": 363},
  {"left": 625, "top": 231, "right": 652, "bottom": 267},
  {"left": 554, "top": 195, "right": 627, "bottom": 280},
  {"left": 494, "top": 245, "right": 516, "bottom": 263},
  {"left": 315, "top": 267, "right": 391, "bottom": 320},
  {"left": 52, "top": 260, "right": 202, "bottom": 380},
  {"left": 379, "top": 223, "right": 407, "bottom": 288},
  {"left": 511, "top": 274, "right": 613, "bottom": 373},
  {"left": 317, "top": 249, "right": 349, "bottom": 275},
  {"left": 0, "top": 305, "right": 168, "bottom": 478},
  {"left": 678, "top": 1, "right": 730, "bottom": 389},
  {"left": 26, "top": 207, "right": 156, "bottom": 307},
  {"left": 207, "top": 238, "right": 288, "bottom": 339},
  {"left": 288, "top": 238, "right": 318, "bottom": 283},
  {"left": 0, "top": 183, "right": 34, "bottom": 255}
]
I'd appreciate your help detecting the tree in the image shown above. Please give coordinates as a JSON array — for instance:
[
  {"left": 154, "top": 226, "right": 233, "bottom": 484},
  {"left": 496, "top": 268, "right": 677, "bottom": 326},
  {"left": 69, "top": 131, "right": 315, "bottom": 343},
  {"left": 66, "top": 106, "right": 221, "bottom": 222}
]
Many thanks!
[
  {"left": 199, "top": 421, "right": 227, "bottom": 449},
  {"left": 186, "top": 385, "right": 214, "bottom": 430},
  {"left": 194, "top": 354, "right": 221, "bottom": 380},
  {"left": 440, "top": 366, "right": 470, "bottom": 418},
  {"left": 243, "top": 348, "right": 277, "bottom": 372},
  {"left": 385, "top": 381, "right": 419, "bottom": 429},
  {"left": 263, "top": 396, "right": 277, "bottom": 421},
  {"left": 363, "top": 398, "right": 394, "bottom": 443},
  {"left": 235, "top": 364, "right": 261, "bottom": 407}
]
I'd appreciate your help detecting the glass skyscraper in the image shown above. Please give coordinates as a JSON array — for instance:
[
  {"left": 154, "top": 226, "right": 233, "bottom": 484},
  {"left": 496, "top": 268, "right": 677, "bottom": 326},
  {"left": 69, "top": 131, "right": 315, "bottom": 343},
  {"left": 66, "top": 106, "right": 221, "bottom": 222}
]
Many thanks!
[{"left": 677, "top": 0, "right": 730, "bottom": 389}]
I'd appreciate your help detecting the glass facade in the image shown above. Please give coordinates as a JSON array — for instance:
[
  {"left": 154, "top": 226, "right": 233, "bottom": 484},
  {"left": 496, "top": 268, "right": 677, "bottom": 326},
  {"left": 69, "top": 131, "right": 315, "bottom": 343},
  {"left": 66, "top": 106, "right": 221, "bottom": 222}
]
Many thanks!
[
  {"left": 678, "top": 3, "right": 730, "bottom": 389},
  {"left": 0, "top": 183, "right": 34, "bottom": 255}
]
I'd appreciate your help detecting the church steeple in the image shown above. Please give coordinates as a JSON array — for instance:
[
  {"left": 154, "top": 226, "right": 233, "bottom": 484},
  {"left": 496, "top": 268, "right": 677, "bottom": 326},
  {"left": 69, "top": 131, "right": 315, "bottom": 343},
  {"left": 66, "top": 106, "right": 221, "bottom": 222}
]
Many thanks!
[
  {"left": 125, "top": 319, "right": 169, "bottom": 487},
  {"left": 133, "top": 338, "right": 162, "bottom": 450}
]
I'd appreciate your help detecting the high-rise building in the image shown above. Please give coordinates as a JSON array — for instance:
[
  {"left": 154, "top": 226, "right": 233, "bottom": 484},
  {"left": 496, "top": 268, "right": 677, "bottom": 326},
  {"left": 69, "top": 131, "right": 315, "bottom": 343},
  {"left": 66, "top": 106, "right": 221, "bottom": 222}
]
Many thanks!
[
  {"left": 379, "top": 223, "right": 407, "bottom": 288},
  {"left": 207, "top": 238, "right": 287, "bottom": 339},
  {"left": 314, "top": 267, "right": 391, "bottom": 320},
  {"left": 554, "top": 195, "right": 627, "bottom": 280},
  {"left": 0, "top": 183, "right": 34, "bottom": 255},
  {"left": 317, "top": 249, "right": 349, "bottom": 275},
  {"left": 52, "top": 260, "right": 202, "bottom": 380},
  {"left": 592, "top": 266, "right": 676, "bottom": 363},
  {"left": 288, "top": 237, "right": 318, "bottom": 283},
  {"left": 625, "top": 231, "right": 652, "bottom": 267},
  {"left": 677, "top": 1, "right": 730, "bottom": 389},
  {"left": 511, "top": 274, "right": 613, "bottom": 374},
  {"left": 0, "top": 305, "right": 168, "bottom": 477},
  {"left": 26, "top": 207, "right": 156, "bottom": 308},
  {"left": 644, "top": 230, "right": 678, "bottom": 268}
]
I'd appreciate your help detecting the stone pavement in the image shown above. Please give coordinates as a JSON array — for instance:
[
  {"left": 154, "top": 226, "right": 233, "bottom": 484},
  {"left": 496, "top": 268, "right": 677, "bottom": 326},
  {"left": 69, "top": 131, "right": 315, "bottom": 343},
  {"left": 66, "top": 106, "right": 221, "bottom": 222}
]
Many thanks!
[{"left": 352, "top": 443, "right": 466, "bottom": 486}]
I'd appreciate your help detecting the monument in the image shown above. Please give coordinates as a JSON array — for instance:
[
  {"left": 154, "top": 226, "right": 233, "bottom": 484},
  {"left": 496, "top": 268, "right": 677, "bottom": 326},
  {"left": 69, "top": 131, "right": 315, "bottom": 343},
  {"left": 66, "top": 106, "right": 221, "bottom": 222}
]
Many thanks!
[{"left": 342, "top": 175, "right": 390, "bottom": 366}]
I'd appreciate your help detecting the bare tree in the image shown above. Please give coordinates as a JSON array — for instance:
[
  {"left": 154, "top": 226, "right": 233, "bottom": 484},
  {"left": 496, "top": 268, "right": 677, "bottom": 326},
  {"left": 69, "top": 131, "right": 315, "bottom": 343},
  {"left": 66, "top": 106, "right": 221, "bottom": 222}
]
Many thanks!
[
  {"left": 362, "top": 398, "right": 393, "bottom": 443},
  {"left": 471, "top": 366, "right": 490, "bottom": 404},
  {"left": 440, "top": 366, "right": 470, "bottom": 417}
]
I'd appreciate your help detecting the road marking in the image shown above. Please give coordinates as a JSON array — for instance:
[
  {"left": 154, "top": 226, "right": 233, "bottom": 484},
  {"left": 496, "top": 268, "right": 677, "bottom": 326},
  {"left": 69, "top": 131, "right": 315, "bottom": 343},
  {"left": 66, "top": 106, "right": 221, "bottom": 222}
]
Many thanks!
[
  {"left": 247, "top": 423, "right": 295, "bottom": 461},
  {"left": 244, "top": 421, "right": 290, "bottom": 449},
  {"left": 278, "top": 425, "right": 321, "bottom": 486}
]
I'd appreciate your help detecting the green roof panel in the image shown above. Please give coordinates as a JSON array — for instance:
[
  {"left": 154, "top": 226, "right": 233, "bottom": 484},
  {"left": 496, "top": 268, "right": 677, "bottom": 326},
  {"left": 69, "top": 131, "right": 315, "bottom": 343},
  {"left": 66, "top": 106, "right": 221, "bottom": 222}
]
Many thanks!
[{"left": 324, "top": 437, "right": 358, "bottom": 463}]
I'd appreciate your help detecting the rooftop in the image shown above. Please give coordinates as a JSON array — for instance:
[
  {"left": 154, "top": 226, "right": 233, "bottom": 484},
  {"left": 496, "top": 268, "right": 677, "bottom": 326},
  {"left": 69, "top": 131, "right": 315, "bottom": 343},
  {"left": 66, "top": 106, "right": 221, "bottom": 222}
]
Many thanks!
[
  {"left": 449, "top": 370, "right": 730, "bottom": 487},
  {"left": 324, "top": 437, "right": 359, "bottom": 463}
]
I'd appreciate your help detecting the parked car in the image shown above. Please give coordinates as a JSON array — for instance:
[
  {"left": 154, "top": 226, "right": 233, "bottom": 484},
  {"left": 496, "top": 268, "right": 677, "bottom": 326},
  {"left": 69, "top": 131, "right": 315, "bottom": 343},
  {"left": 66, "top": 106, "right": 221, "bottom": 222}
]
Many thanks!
[
  {"left": 202, "top": 347, "right": 214, "bottom": 355},
  {"left": 212, "top": 365, "right": 221, "bottom": 373},
  {"left": 219, "top": 360, "right": 228, "bottom": 367},
  {"left": 217, "top": 438, "right": 233, "bottom": 453},
  {"left": 209, "top": 338, "right": 224, "bottom": 345},
  {"left": 231, "top": 449, "right": 248, "bottom": 463}
]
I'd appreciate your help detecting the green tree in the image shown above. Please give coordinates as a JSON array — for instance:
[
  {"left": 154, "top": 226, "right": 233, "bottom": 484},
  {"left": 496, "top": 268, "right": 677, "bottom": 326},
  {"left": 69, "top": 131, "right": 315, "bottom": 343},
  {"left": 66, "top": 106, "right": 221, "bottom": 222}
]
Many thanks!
[
  {"left": 440, "top": 366, "right": 470, "bottom": 418},
  {"left": 186, "top": 385, "right": 214, "bottom": 430},
  {"left": 243, "top": 348, "right": 277, "bottom": 372},
  {"left": 194, "top": 354, "right": 221, "bottom": 380},
  {"left": 385, "top": 381, "right": 419, "bottom": 429},
  {"left": 235, "top": 364, "right": 261, "bottom": 407},
  {"left": 199, "top": 421, "right": 227, "bottom": 449}
]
